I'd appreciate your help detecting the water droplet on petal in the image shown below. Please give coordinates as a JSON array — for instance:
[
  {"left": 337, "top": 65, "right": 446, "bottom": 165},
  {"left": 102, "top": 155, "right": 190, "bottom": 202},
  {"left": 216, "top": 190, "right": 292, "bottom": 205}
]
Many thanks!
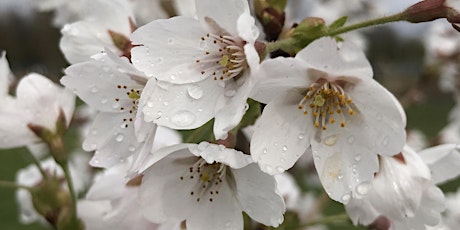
[
  {"left": 356, "top": 182, "right": 370, "bottom": 196},
  {"left": 101, "top": 97, "right": 108, "bottom": 104},
  {"left": 324, "top": 135, "right": 338, "bottom": 146},
  {"left": 276, "top": 166, "right": 284, "bottom": 173},
  {"left": 128, "top": 145, "right": 136, "bottom": 152},
  {"left": 218, "top": 145, "right": 226, "bottom": 151},
  {"left": 170, "top": 74, "right": 177, "bottom": 80},
  {"left": 154, "top": 111, "right": 163, "bottom": 119},
  {"left": 90, "top": 86, "right": 98, "bottom": 93},
  {"left": 347, "top": 135, "right": 355, "bottom": 144},
  {"left": 115, "top": 134, "right": 124, "bottom": 142},
  {"left": 171, "top": 110, "right": 195, "bottom": 127},
  {"left": 354, "top": 154, "right": 361, "bottom": 162},
  {"left": 187, "top": 85, "right": 203, "bottom": 99},
  {"left": 198, "top": 141, "right": 209, "bottom": 150},
  {"left": 163, "top": 101, "right": 169, "bottom": 106},
  {"left": 282, "top": 145, "right": 288, "bottom": 151},
  {"left": 263, "top": 148, "right": 268, "bottom": 154},
  {"left": 264, "top": 165, "right": 274, "bottom": 174},
  {"left": 341, "top": 194, "right": 351, "bottom": 204},
  {"left": 337, "top": 174, "right": 344, "bottom": 180},
  {"left": 147, "top": 101, "right": 154, "bottom": 107},
  {"left": 244, "top": 103, "right": 249, "bottom": 111},
  {"left": 167, "top": 38, "right": 174, "bottom": 44},
  {"left": 298, "top": 133, "right": 305, "bottom": 140}
]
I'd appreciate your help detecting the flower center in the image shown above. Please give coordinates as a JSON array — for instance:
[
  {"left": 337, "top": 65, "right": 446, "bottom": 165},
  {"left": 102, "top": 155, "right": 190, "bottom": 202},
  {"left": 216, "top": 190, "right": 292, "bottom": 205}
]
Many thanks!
[
  {"left": 179, "top": 158, "right": 226, "bottom": 202},
  {"left": 196, "top": 33, "right": 247, "bottom": 81},
  {"left": 297, "top": 80, "right": 356, "bottom": 130},
  {"left": 115, "top": 84, "right": 142, "bottom": 128}
]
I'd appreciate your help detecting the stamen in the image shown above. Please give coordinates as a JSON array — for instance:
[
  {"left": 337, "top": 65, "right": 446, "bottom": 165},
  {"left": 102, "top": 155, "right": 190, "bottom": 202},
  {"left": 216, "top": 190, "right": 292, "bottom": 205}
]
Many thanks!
[{"left": 298, "top": 80, "right": 356, "bottom": 130}]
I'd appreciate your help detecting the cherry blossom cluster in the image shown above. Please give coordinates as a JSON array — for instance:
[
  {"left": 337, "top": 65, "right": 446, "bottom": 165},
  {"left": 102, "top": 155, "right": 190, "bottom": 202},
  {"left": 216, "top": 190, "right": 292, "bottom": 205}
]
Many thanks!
[{"left": 1, "top": 0, "right": 460, "bottom": 229}]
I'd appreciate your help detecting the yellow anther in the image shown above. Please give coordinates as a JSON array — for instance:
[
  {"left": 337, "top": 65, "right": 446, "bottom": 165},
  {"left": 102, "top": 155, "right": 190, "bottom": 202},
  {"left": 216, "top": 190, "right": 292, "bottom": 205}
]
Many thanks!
[
  {"left": 298, "top": 105, "right": 303, "bottom": 110},
  {"left": 348, "top": 110, "right": 355, "bottom": 115},
  {"left": 219, "top": 55, "right": 230, "bottom": 67},
  {"left": 330, "top": 118, "right": 335, "bottom": 124},
  {"left": 341, "top": 122, "right": 346, "bottom": 127},
  {"left": 322, "top": 126, "right": 327, "bottom": 130},
  {"left": 128, "top": 91, "right": 140, "bottom": 100},
  {"left": 314, "top": 122, "right": 320, "bottom": 128},
  {"left": 313, "top": 111, "right": 319, "bottom": 117},
  {"left": 303, "top": 111, "right": 308, "bottom": 115}
]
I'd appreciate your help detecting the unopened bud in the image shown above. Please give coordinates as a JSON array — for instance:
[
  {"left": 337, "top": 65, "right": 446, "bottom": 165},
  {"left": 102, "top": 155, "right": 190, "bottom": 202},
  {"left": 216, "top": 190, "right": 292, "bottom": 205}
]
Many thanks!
[
  {"left": 30, "top": 176, "right": 71, "bottom": 226},
  {"left": 402, "top": 0, "right": 460, "bottom": 31},
  {"left": 57, "top": 206, "right": 85, "bottom": 230},
  {"left": 254, "top": 0, "right": 287, "bottom": 41},
  {"left": 108, "top": 29, "right": 135, "bottom": 59}
]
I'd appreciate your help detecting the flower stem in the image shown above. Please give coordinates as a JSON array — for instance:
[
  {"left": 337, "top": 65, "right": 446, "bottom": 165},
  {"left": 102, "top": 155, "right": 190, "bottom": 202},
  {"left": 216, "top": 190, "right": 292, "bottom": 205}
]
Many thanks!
[
  {"left": 0, "top": 180, "right": 32, "bottom": 190},
  {"left": 326, "top": 13, "right": 405, "bottom": 37},
  {"left": 28, "top": 150, "right": 48, "bottom": 180},
  {"left": 297, "top": 213, "right": 350, "bottom": 228},
  {"left": 61, "top": 161, "right": 78, "bottom": 222}
]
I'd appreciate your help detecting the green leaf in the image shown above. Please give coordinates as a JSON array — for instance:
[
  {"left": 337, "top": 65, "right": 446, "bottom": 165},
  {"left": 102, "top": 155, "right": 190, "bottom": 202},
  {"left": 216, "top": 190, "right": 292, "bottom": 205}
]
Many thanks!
[{"left": 329, "top": 16, "right": 348, "bottom": 30}]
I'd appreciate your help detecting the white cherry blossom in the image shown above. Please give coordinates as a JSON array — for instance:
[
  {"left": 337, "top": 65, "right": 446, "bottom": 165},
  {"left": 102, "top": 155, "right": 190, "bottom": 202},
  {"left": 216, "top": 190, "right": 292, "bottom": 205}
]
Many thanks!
[
  {"left": 131, "top": 0, "right": 261, "bottom": 139},
  {"left": 250, "top": 37, "right": 406, "bottom": 202},
  {"left": 61, "top": 50, "right": 156, "bottom": 169},
  {"left": 0, "top": 55, "right": 75, "bottom": 149},
  {"left": 139, "top": 142, "right": 285, "bottom": 230},
  {"left": 77, "top": 162, "right": 180, "bottom": 230},
  {"left": 60, "top": 0, "right": 136, "bottom": 64},
  {"left": 346, "top": 144, "right": 460, "bottom": 229}
]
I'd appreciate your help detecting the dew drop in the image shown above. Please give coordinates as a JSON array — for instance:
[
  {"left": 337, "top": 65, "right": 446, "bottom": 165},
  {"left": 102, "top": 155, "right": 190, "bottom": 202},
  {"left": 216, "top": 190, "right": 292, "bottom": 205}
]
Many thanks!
[
  {"left": 218, "top": 144, "right": 226, "bottom": 151},
  {"left": 244, "top": 103, "right": 249, "bottom": 111},
  {"left": 264, "top": 165, "right": 274, "bottom": 174},
  {"left": 354, "top": 154, "right": 361, "bottom": 162},
  {"left": 115, "top": 134, "right": 124, "bottom": 142},
  {"left": 276, "top": 166, "right": 284, "bottom": 173},
  {"left": 128, "top": 145, "right": 136, "bottom": 152},
  {"left": 101, "top": 97, "right": 108, "bottom": 104},
  {"left": 282, "top": 145, "right": 288, "bottom": 151},
  {"left": 155, "top": 111, "right": 163, "bottom": 119},
  {"left": 170, "top": 74, "right": 177, "bottom": 80},
  {"left": 341, "top": 194, "right": 351, "bottom": 204},
  {"left": 90, "top": 86, "right": 98, "bottom": 93},
  {"left": 147, "top": 101, "right": 154, "bottom": 107},
  {"left": 167, "top": 38, "right": 174, "bottom": 44},
  {"left": 263, "top": 148, "right": 268, "bottom": 154},
  {"left": 198, "top": 141, "right": 209, "bottom": 150},
  {"left": 163, "top": 101, "right": 169, "bottom": 106},
  {"left": 356, "top": 182, "right": 370, "bottom": 196},
  {"left": 347, "top": 135, "right": 355, "bottom": 144},
  {"left": 298, "top": 133, "right": 305, "bottom": 140},
  {"left": 187, "top": 85, "right": 203, "bottom": 99},
  {"left": 157, "top": 57, "right": 163, "bottom": 63},
  {"left": 171, "top": 110, "right": 196, "bottom": 127},
  {"left": 337, "top": 174, "right": 344, "bottom": 180},
  {"left": 324, "top": 135, "right": 338, "bottom": 146},
  {"left": 217, "top": 81, "right": 225, "bottom": 88}
]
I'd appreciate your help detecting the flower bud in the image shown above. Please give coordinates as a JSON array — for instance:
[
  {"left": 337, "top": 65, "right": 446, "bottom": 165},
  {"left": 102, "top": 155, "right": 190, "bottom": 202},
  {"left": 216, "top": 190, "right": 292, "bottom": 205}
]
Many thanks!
[
  {"left": 402, "top": 0, "right": 460, "bottom": 31},
  {"left": 253, "top": 0, "right": 287, "bottom": 41},
  {"left": 30, "top": 176, "right": 71, "bottom": 226}
]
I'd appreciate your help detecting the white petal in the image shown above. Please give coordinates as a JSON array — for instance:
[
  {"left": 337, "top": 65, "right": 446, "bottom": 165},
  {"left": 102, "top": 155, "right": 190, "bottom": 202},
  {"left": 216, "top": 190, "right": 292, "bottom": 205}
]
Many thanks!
[
  {"left": 189, "top": 142, "right": 252, "bottom": 169},
  {"left": 251, "top": 57, "right": 311, "bottom": 104},
  {"left": 83, "top": 112, "right": 141, "bottom": 168},
  {"left": 18, "top": 73, "right": 75, "bottom": 129},
  {"left": 185, "top": 184, "right": 243, "bottom": 230},
  {"left": 62, "top": 54, "right": 143, "bottom": 113},
  {"left": 310, "top": 122, "right": 380, "bottom": 203},
  {"left": 60, "top": 0, "right": 133, "bottom": 64},
  {"left": 237, "top": 13, "right": 259, "bottom": 43},
  {"left": 140, "top": 147, "right": 196, "bottom": 223},
  {"left": 0, "top": 51, "right": 12, "bottom": 96},
  {"left": 0, "top": 100, "right": 37, "bottom": 148},
  {"left": 348, "top": 79, "right": 406, "bottom": 156},
  {"left": 418, "top": 144, "right": 460, "bottom": 184},
  {"left": 86, "top": 174, "right": 125, "bottom": 201},
  {"left": 131, "top": 16, "right": 211, "bottom": 83},
  {"left": 141, "top": 77, "right": 223, "bottom": 130},
  {"left": 232, "top": 164, "right": 285, "bottom": 227},
  {"left": 214, "top": 76, "right": 252, "bottom": 140},
  {"left": 251, "top": 92, "right": 313, "bottom": 174},
  {"left": 196, "top": 0, "right": 249, "bottom": 36},
  {"left": 296, "top": 37, "right": 373, "bottom": 81}
]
